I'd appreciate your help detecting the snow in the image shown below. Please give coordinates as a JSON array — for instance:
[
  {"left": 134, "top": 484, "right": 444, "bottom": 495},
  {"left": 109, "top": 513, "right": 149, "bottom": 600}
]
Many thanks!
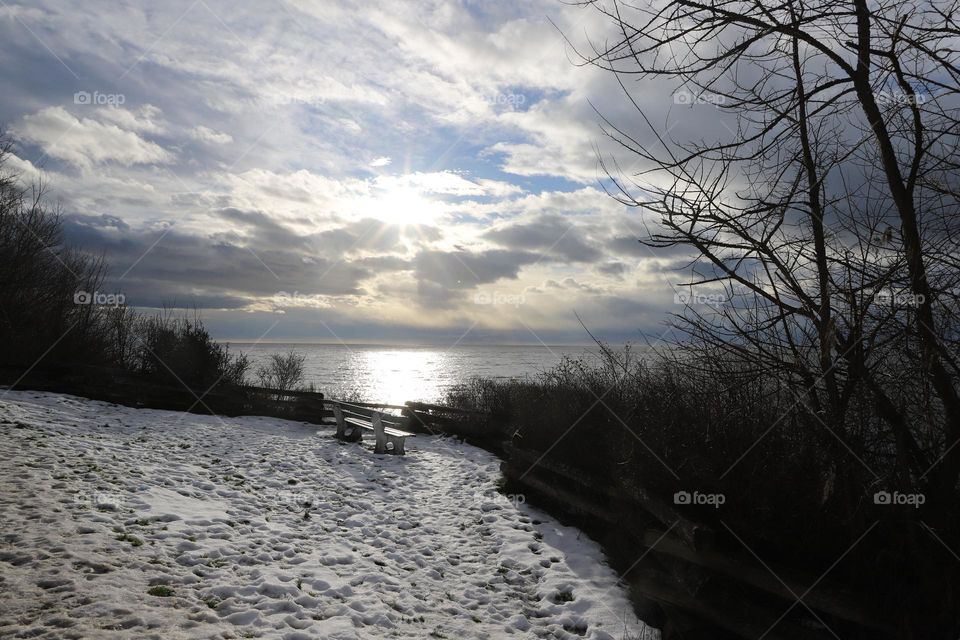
[{"left": 0, "top": 390, "right": 654, "bottom": 640}]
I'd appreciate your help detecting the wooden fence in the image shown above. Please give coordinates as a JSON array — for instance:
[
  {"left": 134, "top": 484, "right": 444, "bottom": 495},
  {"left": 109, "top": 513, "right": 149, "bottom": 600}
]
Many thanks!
[{"left": 0, "top": 362, "right": 327, "bottom": 422}]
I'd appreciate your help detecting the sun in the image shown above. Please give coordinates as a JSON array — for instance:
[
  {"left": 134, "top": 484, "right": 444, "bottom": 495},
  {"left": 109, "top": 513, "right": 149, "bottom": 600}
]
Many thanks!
[{"left": 362, "top": 184, "right": 445, "bottom": 226}]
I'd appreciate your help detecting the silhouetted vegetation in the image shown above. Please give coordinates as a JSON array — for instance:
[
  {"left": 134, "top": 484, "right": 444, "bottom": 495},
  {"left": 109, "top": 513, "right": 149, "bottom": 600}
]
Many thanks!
[
  {"left": 0, "top": 140, "right": 110, "bottom": 367},
  {"left": 477, "top": 0, "right": 960, "bottom": 636},
  {"left": 255, "top": 350, "right": 306, "bottom": 393},
  {"left": 131, "top": 311, "right": 249, "bottom": 389},
  {"left": 0, "top": 138, "right": 249, "bottom": 391},
  {"left": 447, "top": 340, "right": 958, "bottom": 636}
]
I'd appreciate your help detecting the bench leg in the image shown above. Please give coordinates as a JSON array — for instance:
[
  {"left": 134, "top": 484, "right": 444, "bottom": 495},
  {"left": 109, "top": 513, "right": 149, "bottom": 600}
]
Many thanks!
[
  {"left": 333, "top": 406, "right": 361, "bottom": 442},
  {"left": 372, "top": 413, "right": 388, "bottom": 454},
  {"left": 392, "top": 436, "right": 406, "bottom": 456},
  {"left": 333, "top": 405, "right": 346, "bottom": 439}
]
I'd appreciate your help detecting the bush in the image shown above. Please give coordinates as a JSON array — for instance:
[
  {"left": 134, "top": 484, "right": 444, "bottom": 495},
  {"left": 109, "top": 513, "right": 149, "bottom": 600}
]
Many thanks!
[
  {"left": 132, "top": 311, "right": 249, "bottom": 390},
  {"left": 255, "top": 350, "right": 306, "bottom": 392},
  {"left": 444, "top": 343, "right": 958, "bottom": 628}
]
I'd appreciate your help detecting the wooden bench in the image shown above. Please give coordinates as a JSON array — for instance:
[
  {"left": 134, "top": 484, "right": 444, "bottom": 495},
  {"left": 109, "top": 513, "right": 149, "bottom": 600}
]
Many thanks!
[{"left": 327, "top": 401, "right": 415, "bottom": 455}]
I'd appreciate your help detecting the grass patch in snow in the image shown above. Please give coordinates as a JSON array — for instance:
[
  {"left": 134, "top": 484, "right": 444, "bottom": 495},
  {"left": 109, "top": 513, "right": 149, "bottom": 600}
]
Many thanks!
[{"left": 116, "top": 533, "right": 144, "bottom": 547}]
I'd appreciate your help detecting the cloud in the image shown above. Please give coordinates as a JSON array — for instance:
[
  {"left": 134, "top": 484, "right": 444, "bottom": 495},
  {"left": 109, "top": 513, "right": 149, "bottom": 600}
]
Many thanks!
[
  {"left": 62, "top": 209, "right": 414, "bottom": 308},
  {"left": 413, "top": 248, "right": 540, "bottom": 289},
  {"left": 484, "top": 213, "right": 603, "bottom": 263},
  {"left": 375, "top": 171, "right": 503, "bottom": 197},
  {"left": 189, "top": 125, "right": 233, "bottom": 145},
  {"left": 543, "top": 277, "right": 604, "bottom": 294},
  {"left": 597, "top": 261, "right": 629, "bottom": 278},
  {"left": 97, "top": 104, "right": 166, "bottom": 134},
  {"left": 0, "top": 0, "right": 698, "bottom": 341},
  {"left": 13, "top": 106, "right": 173, "bottom": 171},
  {"left": 474, "top": 178, "right": 525, "bottom": 198}
]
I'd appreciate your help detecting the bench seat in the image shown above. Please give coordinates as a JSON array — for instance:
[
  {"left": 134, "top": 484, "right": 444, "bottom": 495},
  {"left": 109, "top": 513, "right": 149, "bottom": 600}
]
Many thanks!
[{"left": 344, "top": 417, "right": 414, "bottom": 438}]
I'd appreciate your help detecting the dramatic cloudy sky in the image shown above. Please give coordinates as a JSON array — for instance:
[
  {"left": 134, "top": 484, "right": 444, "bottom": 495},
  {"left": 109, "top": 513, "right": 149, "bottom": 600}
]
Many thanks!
[{"left": 0, "top": 0, "right": 706, "bottom": 344}]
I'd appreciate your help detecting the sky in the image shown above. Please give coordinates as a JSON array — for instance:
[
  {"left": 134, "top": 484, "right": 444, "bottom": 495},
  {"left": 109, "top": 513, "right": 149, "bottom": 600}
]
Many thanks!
[{"left": 0, "top": 0, "right": 710, "bottom": 345}]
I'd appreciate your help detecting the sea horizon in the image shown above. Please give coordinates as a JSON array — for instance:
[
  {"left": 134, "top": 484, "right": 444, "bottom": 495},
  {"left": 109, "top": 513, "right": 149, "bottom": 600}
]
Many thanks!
[
  {"left": 224, "top": 340, "right": 600, "bottom": 348},
  {"left": 230, "top": 341, "right": 609, "bottom": 405}
]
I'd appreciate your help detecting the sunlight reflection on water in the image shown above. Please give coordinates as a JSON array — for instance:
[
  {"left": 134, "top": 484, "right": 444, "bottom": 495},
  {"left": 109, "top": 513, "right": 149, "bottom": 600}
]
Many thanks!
[{"left": 233, "top": 343, "right": 598, "bottom": 405}]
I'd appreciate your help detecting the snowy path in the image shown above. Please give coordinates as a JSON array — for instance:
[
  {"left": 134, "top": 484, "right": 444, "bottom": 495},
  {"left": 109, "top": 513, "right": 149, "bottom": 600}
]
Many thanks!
[{"left": 0, "top": 390, "right": 651, "bottom": 640}]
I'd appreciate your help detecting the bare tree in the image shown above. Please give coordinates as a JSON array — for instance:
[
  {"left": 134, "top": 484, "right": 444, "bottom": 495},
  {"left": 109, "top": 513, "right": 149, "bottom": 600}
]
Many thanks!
[
  {"left": 568, "top": 1, "right": 960, "bottom": 633},
  {"left": 256, "top": 350, "right": 307, "bottom": 393},
  {"left": 572, "top": 0, "right": 959, "bottom": 496},
  {"left": 0, "top": 136, "right": 113, "bottom": 367}
]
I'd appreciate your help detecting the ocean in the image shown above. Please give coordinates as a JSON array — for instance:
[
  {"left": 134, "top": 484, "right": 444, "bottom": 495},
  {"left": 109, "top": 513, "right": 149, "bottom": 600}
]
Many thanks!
[{"left": 229, "top": 343, "right": 600, "bottom": 405}]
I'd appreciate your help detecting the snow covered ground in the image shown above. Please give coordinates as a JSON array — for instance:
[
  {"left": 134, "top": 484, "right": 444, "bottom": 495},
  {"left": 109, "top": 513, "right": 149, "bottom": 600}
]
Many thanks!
[{"left": 0, "top": 390, "right": 653, "bottom": 640}]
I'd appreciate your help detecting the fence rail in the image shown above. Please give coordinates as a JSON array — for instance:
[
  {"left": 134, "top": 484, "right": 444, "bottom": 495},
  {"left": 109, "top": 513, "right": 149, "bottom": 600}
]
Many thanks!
[
  {"left": 403, "top": 400, "right": 493, "bottom": 417},
  {"left": 238, "top": 385, "right": 324, "bottom": 400}
]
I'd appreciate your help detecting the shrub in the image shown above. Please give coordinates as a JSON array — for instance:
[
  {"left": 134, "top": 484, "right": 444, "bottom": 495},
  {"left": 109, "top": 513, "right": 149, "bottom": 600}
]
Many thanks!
[
  {"left": 255, "top": 350, "right": 306, "bottom": 392},
  {"left": 131, "top": 311, "right": 249, "bottom": 390},
  {"left": 444, "top": 343, "right": 955, "bottom": 625}
]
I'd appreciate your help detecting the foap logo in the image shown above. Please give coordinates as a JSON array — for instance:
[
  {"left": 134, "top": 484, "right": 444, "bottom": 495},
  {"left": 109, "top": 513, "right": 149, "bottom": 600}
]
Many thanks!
[
  {"left": 74, "top": 290, "right": 125, "bottom": 307},
  {"left": 673, "top": 89, "right": 726, "bottom": 106},
  {"left": 674, "top": 291, "right": 726, "bottom": 307},
  {"left": 77, "top": 491, "right": 124, "bottom": 511},
  {"left": 873, "top": 490, "right": 925, "bottom": 508},
  {"left": 674, "top": 490, "right": 726, "bottom": 508},
  {"left": 74, "top": 90, "right": 126, "bottom": 107},
  {"left": 870, "top": 288, "right": 926, "bottom": 308},
  {"left": 474, "top": 291, "right": 526, "bottom": 308},
  {"left": 277, "top": 490, "right": 316, "bottom": 508},
  {"left": 468, "top": 491, "right": 526, "bottom": 510},
  {"left": 876, "top": 89, "right": 927, "bottom": 106},
  {"left": 487, "top": 92, "right": 526, "bottom": 108}
]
